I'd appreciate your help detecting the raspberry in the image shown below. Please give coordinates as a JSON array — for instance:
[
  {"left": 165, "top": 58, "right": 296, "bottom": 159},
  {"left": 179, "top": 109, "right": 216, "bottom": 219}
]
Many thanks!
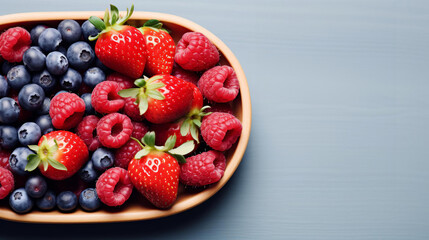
[
  {"left": 76, "top": 115, "right": 101, "bottom": 151},
  {"left": 131, "top": 121, "right": 149, "bottom": 140},
  {"left": 0, "top": 150, "right": 11, "bottom": 171},
  {"left": 174, "top": 32, "right": 219, "bottom": 71},
  {"left": 198, "top": 66, "right": 239, "bottom": 103},
  {"left": 201, "top": 112, "right": 242, "bottom": 151},
  {"left": 114, "top": 140, "right": 142, "bottom": 169},
  {"left": 91, "top": 81, "right": 125, "bottom": 114},
  {"left": 96, "top": 167, "right": 133, "bottom": 206},
  {"left": 0, "top": 27, "right": 31, "bottom": 63},
  {"left": 180, "top": 150, "right": 226, "bottom": 186},
  {"left": 172, "top": 63, "right": 199, "bottom": 86},
  {"left": 0, "top": 167, "right": 15, "bottom": 199},
  {"left": 106, "top": 72, "right": 135, "bottom": 90},
  {"left": 123, "top": 97, "right": 144, "bottom": 121},
  {"left": 97, "top": 113, "right": 133, "bottom": 148},
  {"left": 50, "top": 92, "right": 85, "bottom": 130}
]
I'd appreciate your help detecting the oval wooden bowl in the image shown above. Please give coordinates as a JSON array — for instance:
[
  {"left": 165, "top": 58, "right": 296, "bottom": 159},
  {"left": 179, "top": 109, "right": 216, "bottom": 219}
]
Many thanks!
[{"left": 0, "top": 11, "right": 251, "bottom": 223}]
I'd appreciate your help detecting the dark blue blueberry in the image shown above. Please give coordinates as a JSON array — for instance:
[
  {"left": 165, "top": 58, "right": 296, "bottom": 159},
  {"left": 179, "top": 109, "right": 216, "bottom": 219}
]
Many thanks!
[
  {"left": 83, "top": 67, "right": 105, "bottom": 88},
  {"left": 0, "top": 75, "right": 10, "bottom": 98},
  {"left": 0, "top": 125, "right": 18, "bottom": 149},
  {"left": 25, "top": 175, "right": 48, "bottom": 198},
  {"left": 36, "top": 190, "right": 56, "bottom": 211},
  {"left": 2, "top": 61, "right": 18, "bottom": 75},
  {"left": 18, "top": 122, "right": 42, "bottom": 146},
  {"left": 39, "top": 97, "right": 51, "bottom": 116},
  {"left": 38, "top": 28, "right": 62, "bottom": 52},
  {"left": 30, "top": 25, "right": 48, "bottom": 45},
  {"left": 46, "top": 51, "right": 69, "bottom": 75},
  {"left": 57, "top": 45, "right": 67, "bottom": 55},
  {"left": 79, "top": 160, "right": 98, "bottom": 183},
  {"left": 9, "top": 147, "right": 34, "bottom": 176},
  {"left": 7, "top": 65, "right": 31, "bottom": 90},
  {"left": 60, "top": 68, "right": 82, "bottom": 92},
  {"left": 80, "top": 93, "right": 94, "bottom": 115},
  {"left": 79, "top": 188, "right": 100, "bottom": 212},
  {"left": 9, "top": 188, "right": 33, "bottom": 214},
  {"left": 81, "top": 20, "right": 100, "bottom": 42},
  {"left": 56, "top": 191, "right": 78, "bottom": 212},
  {"left": 66, "top": 41, "right": 95, "bottom": 71},
  {"left": 58, "top": 19, "right": 82, "bottom": 44},
  {"left": 32, "top": 70, "right": 57, "bottom": 94},
  {"left": 23, "top": 47, "right": 46, "bottom": 72},
  {"left": 0, "top": 97, "right": 20, "bottom": 124},
  {"left": 35, "top": 114, "right": 53, "bottom": 135},
  {"left": 91, "top": 147, "right": 114, "bottom": 171},
  {"left": 18, "top": 83, "right": 45, "bottom": 111}
]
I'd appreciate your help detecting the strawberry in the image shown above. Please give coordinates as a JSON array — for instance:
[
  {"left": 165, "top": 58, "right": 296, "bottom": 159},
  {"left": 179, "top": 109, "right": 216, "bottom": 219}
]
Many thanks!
[
  {"left": 89, "top": 5, "right": 147, "bottom": 79},
  {"left": 128, "top": 131, "right": 194, "bottom": 209},
  {"left": 25, "top": 131, "right": 89, "bottom": 180},
  {"left": 138, "top": 20, "right": 175, "bottom": 76},
  {"left": 118, "top": 75, "right": 193, "bottom": 124}
]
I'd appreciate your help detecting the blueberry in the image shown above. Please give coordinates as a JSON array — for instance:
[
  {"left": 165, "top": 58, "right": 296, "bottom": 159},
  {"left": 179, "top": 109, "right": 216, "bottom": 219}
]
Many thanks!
[
  {"left": 0, "top": 97, "right": 20, "bottom": 124},
  {"left": 9, "top": 188, "right": 33, "bottom": 214},
  {"left": 32, "top": 69, "right": 57, "bottom": 94},
  {"left": 39, "top": 97, "right": 51, "bottom": 116},
  {"left": 38, "top": 28, "right": 62, "bottom": 52},
  {"left": 2, "top": 61, "right": 18, "bottom": 75},
  {"left": 60, "top": 68, "right": 82, "bottom": 92},
  {"left": 25, "top": 175, "right": 48, "bottom": 198},
  {"left": 91, "top": 147, "right": 114, "bottom": 171},
  {"left": 9, "top": 147, "right": 34, "bottom": 176},
  {"left": 23, "top": 47, "right": 46, "bottom": 72},
  {"left": 0, "top": 125, "right": 18, "bottom": 149},
  {"left": 67, "top": 41, "right": 95, "bottom": 71},
  {"left": 83, "top": 67, "right": 105, "bottom": 88},
  {"left": 79, "top": 188, "right": 100, "bottom": 211},
  {"left": 0, "top": 75, "right": 10, "bottom": 98},
  {"left": 35, "top": 114, "right": 53, "bottom": 135},
  {"left": 81, "top": 20, "right": 100, "bottom": 42},
  {"left": 36, "top": 190, "right": 56, "bottom": 211},
  {"left": 18, "top": 83, "right": 45, "bottom": 111},
  {"left": 46, "top": 51, "right": 69, "bottom": 76},
  {"left": 79, "top": 160, "right": 98, "bottom": 183},
  {"left": 7, "top": 65, "right": 31, "bottom": 90},
  {"left": 18, "top": 122, "right": 42, "bottom": 146},
  {"left": 30, "top": 25, "right": 48, "bottom": 45},
  {"left": 81, "top": 93, "right": 94, "bottom": 115},
  {"left": 54, "top": 90, "right": 69, "bottom": 96},
  {"left": 58, "top": 19, "right": 82, "bottom": 44},
  {"left": 57, "top": 45, "right": 68, "bottom": 55},
  {"left": 56, "top": 191, "right": 78, "bottom": 212}
]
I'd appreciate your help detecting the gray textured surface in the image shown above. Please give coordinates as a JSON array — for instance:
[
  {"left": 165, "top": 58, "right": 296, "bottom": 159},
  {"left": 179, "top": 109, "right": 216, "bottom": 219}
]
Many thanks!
[{"left": 2, "top": 0, "right": 429, "bottom": 239}]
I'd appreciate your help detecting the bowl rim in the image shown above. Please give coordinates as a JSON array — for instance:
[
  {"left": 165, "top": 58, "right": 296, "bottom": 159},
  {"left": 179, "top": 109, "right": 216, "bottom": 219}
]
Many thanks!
[{"left": 0, "top": 11, "right": 252, "bottom": 224}]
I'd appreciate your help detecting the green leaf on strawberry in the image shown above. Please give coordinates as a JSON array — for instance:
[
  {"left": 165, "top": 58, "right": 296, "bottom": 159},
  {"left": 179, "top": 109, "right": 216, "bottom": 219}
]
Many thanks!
[{"left": 178, "top": 105, "right": 212, "bottom": 143}]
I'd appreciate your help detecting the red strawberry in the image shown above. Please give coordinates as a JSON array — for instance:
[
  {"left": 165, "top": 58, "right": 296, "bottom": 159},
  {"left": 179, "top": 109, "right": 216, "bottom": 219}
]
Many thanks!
[
  {"left": 25, "top": 131, "right": 89, "bottom": 180},
  {"left": 128, "top": 131, "right": 194, "bottom": 209},
  {"left": 89, "top": 5, "right": 147, "bottom": 78},
  {"left": 118, "top": 75, "right": 193, "bottom": 124},
  {"left": 139, "top": 20, "right": 175, "bottom": 76}
]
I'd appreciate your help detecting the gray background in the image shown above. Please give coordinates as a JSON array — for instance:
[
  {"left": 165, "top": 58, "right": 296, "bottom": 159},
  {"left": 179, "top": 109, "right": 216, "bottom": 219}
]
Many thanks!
[{"left": 1, "top": 0, "right": 429, "bottom": 239}]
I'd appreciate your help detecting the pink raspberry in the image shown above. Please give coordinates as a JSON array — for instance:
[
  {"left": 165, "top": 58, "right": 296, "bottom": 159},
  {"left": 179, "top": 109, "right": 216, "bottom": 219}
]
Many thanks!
[
  {"left": 198, "top": 66, "right": 239, "bottom": 103},
  {"left": 0, "top": 167, "right": 15, "bottom": 199},
  {"left": 0, "top": 27, "right": 31, "bottom": 62},
  {"left": 97, "top": 113, "right": 133, "bottom": 148},
  {"left": 123, "top": 97, "right": 144, "bottom": 121},
  {"left": 174, "top": 32, "right": 219, "bottom": 71},
  {"left": 131, "top": 121, "right": 149, "bottom": 140},
  {"left": 114, "top": 140, "right": 142, "bottom": 169},
  {"left": 50, "top": 92, "right": 85, "bottom": 130},
  {"left": 180, "top": 150, "right": 226, "bottom": 186},
  {"left": 91, "top": 81, "right": 125, "bottom": 114},
  {"left": 96, "top": 167, "right": 133, "bottom": 206},
  {"left": 172, "top": 63, "right": 199, "bottom": 86},
  {"left": 201, "top": 112, "right": 242, "bottom": 151},
  {"left": 76, "top": 115, "right": 101, "bottom": 151},
  {"left": 0, "top": 150, "right": 12, "bottom": 171},
  {"left": 106, "top": 72, "right": 135, "bottom": 90}
]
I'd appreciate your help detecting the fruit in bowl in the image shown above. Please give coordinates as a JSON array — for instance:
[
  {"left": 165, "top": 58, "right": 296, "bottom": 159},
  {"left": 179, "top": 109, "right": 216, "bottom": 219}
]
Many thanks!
[{"left": 0, "top": 4, "right": 251, "bottom": 223}]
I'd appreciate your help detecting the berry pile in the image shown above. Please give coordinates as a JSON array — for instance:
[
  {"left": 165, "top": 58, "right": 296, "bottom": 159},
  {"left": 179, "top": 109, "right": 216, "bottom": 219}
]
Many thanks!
[{"left": 0, "top": 4, "right": 243, "bottom": 213}]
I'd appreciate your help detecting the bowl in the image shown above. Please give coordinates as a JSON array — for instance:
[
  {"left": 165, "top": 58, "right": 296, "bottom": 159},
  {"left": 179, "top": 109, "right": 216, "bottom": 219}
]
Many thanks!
[{"left": 0, "top": 11, "right": 251, "bottom": 223}]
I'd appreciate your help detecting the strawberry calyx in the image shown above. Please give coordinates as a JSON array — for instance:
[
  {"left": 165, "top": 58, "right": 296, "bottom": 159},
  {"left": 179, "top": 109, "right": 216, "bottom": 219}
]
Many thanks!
[
  {"left": 131, "top": 131, "right": 194, "bottom": 164},
  {"left": 25, "top": 136, "right": 67, "bottom": 172},
  {"left": 180, "top": 106, "right": 212, "bottom": 142},
  {"left": 118, "top": 75, "right": 166, "bottom": 115},
  {"left": 138, "top": 19, "right": 170, "bottom": 33},
  {"left": 88, "top": 4, "right": 135, "bottom": 41}
]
